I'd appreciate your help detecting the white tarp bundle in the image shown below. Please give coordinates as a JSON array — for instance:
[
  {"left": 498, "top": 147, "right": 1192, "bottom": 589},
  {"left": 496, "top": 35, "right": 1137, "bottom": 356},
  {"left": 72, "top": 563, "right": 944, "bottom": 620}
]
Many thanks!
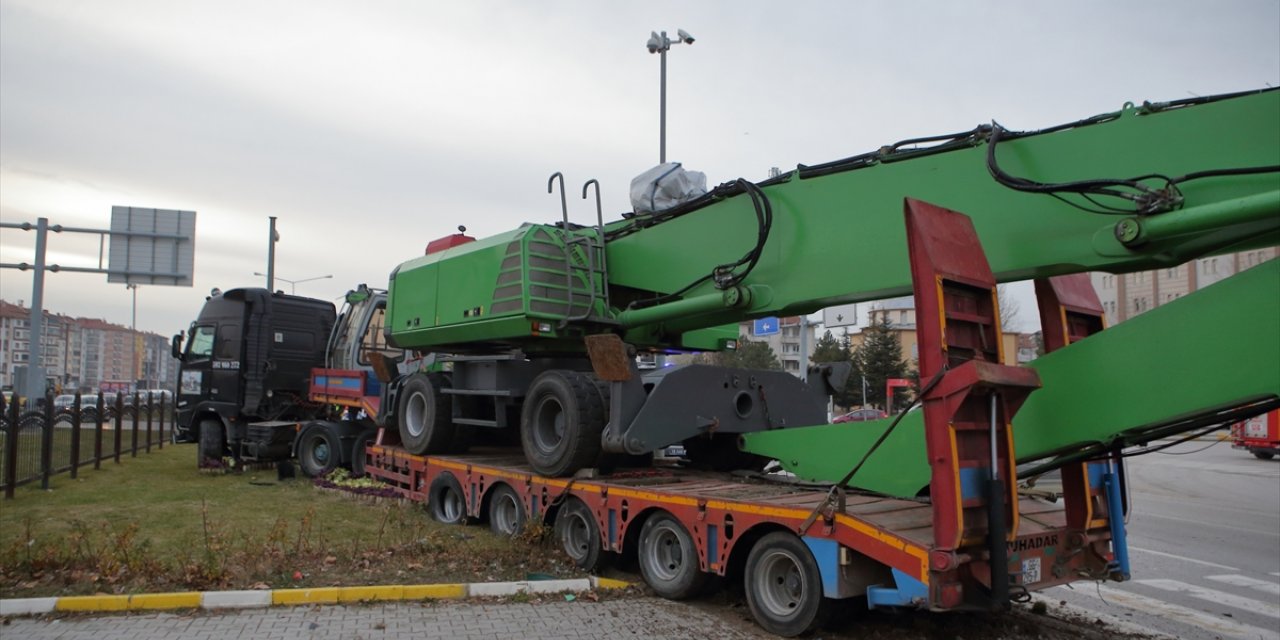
[{"left": 629, "top": 162, "right": 707, "bottom": 214}]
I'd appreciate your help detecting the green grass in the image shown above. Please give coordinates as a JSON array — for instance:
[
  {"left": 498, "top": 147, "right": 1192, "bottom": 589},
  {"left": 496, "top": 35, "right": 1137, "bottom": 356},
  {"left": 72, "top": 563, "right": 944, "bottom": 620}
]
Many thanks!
[{"left": 0, "top": 444, "right": 577, "bottom": 598}]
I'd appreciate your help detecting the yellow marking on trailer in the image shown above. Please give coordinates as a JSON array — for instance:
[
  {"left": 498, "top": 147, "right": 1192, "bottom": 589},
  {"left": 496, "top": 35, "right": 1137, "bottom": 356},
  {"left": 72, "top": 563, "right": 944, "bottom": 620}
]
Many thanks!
[
  {"left": 420, "top": 457, "right": 934, "bottom": 583},
  {"left": 434, "top": 460, "right": 469, "bottom": 472}
]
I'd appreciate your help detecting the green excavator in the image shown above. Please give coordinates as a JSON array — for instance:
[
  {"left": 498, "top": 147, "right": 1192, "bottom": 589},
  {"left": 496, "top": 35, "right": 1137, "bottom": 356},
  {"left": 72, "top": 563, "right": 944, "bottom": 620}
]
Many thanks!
[{"left": 377, "top": 87, "right": 1279, "bottom": 491}]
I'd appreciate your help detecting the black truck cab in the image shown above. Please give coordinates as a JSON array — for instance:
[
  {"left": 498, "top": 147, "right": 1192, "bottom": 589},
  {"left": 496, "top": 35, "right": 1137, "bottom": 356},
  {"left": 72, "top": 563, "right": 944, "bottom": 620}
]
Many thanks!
[{"left": 172, "top": 288, "right": 335, "bottom": 460}]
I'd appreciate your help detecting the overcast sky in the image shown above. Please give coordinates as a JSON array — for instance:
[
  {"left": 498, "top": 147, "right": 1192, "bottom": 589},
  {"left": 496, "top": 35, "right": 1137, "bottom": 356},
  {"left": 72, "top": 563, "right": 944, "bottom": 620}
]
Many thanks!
[{"left": 2, "top": 0, "right": 1278, "bottom": 336}]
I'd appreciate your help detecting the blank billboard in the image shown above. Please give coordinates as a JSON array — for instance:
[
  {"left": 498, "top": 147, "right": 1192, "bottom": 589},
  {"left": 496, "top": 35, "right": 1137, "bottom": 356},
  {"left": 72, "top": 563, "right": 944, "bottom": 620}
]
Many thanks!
[{"left": 107, "top": 206, "right": 196, "bottom": 287}]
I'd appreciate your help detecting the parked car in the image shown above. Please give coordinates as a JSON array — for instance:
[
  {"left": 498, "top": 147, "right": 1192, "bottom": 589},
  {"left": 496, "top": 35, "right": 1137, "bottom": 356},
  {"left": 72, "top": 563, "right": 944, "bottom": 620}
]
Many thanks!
[
  {"left": 53, "top": 394, "right": 78, "bottom": 411},
  {"left": 832, "top": 408, "right": 889, "bottom": 423}
]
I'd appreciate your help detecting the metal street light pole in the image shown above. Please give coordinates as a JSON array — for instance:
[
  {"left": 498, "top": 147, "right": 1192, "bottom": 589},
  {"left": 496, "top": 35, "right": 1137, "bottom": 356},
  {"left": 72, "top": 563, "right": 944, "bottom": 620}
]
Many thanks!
[
  {"left": 646, "top": 29, "right": 695, "bottom": 164},
  {"left": 128, "top": 284, "right": 138, "bottom": 391},
  {"left": 266, "top": 216, "right": 278, "bottom": 292},
  {"left": 253, "top": 272, "right": 332, "bottom": 295}
]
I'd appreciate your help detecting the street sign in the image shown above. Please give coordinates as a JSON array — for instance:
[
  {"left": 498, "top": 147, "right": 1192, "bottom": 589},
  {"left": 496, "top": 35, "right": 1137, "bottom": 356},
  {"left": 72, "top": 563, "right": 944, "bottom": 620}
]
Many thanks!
[
  {"left": 108, "top": 206, "right": 196, "bottom": 286},
  {"left": 822, "top": 303, "right": 859, "bottom": 328},
  {"left": 753, "top": 317, "right": 779, "bottom": 336}
]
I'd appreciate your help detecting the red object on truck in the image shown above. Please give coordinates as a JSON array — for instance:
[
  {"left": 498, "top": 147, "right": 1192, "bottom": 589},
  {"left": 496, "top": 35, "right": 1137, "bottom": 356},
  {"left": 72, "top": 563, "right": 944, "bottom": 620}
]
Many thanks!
[{"left": 1230, "top": 409, "right": 1280, "bottom": 460}]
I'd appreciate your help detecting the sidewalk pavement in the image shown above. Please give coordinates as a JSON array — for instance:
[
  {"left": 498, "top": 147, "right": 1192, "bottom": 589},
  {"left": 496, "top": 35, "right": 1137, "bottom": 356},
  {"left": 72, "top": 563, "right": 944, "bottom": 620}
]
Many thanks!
[
  {"left": 1, "top": 597, "right": 775, "bottom": 640},
  {"left": 0, "top": 576, "right": 630, "bottom": 616}
]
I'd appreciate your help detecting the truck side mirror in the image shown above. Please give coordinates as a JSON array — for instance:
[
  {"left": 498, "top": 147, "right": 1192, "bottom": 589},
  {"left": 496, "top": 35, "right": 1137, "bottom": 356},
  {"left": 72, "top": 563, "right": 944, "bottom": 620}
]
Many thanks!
[{"left": 171, "top": 332, "right": 184, "bottom": 360}]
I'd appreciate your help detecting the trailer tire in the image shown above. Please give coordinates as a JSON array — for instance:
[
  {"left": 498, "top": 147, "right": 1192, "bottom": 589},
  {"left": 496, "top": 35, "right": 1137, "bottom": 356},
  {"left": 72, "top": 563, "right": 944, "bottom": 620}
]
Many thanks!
[
  {"left": 521, "top": 370, "right": 604, "bottom": 477},
  {"left": 555, "top": 497, "right": 605, "bottom": 571},
  {"left": 298, "top": 424, "right": 341, "bottom": 478},
  {"left": 744, "top": 532, "right": 831, "bottom": 637},
  {"left": 198, "top": 419, "right": 224, "bottom": 468},
  {"left": 1253, "top": 450, "right": 1275, "bottom": 460},
  {"left": 638, "top": 512, "right": 709, "bottom": 600},
  {"left": 428, "top": 472, "right": 468, "bottom": 525},
  {"left": 487, "top": 484, "right": 526, "bottom": 537},
  {"left": 398, "top": 373, "right": 455, "bottom": 455},
  {"left": 350, "top": 430, "right": 376, "bottom": 477}
]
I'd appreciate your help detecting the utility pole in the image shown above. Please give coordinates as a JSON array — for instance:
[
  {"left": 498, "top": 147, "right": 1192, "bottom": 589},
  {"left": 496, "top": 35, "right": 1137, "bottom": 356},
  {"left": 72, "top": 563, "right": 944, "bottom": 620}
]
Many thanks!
[
  {"left": 266, "top": 216, "right": 278, "bottom": 292},
  {"left": 25, "top": 218, "right": 50, "bottom": 408}
]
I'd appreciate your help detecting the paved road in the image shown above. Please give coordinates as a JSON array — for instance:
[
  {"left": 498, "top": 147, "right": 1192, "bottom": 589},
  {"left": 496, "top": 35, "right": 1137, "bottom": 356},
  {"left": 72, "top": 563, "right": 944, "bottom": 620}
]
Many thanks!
[{"left": 1046, "top": 438, "right": 1280, "bottom": 640}]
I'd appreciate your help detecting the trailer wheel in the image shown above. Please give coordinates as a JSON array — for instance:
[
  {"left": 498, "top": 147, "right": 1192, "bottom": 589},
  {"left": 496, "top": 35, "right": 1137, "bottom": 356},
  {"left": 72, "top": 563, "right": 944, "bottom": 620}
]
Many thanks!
[
  {"left": 521, "top": 370, "right": 604, "bottom": 477},
  {"left": 398, "top": 373, "right": 455, "bottom": 455},
  {"left": 1253, "top": 450, "right": 1275, "bottom": 460},
  {"left": 555, "top": 497, "right": 604, "bottom": 571},
  {"left": 428, "top": 472, "right": 468, "bottom": 525},
  {"left": 350, "top": 431, "right": 376, "bottom": 477},
  {"left": 487, "top": 484, "right": 526, "bottom": 537},
  {"left": 638, "top": 512, "right": 709, "bottom": 600},
  {"left": 744, "top": 531, "right": 831, "bottom": 637},
  {"left": 298, "top": 424, "right": 341, "bottom": 478},
  {"left": 198, "top": 419, "right": 224, "bottom": 468}
]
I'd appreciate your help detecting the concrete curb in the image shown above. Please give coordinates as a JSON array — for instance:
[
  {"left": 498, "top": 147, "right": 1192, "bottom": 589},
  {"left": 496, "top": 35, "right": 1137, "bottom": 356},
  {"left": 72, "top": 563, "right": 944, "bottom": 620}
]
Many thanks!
[{"left": 0, "top": 576, "right": 632, "bottom": 617}]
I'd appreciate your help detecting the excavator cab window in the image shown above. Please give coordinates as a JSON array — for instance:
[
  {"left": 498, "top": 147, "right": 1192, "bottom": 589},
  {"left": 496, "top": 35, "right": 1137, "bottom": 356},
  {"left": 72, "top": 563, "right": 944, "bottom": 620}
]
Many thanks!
[{"left": 358, "top": 306, "right": 402, "bottom": 366}]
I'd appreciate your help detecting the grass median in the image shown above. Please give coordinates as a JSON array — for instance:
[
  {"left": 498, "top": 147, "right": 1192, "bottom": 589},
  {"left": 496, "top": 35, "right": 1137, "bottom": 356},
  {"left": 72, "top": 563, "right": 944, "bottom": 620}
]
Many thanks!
[{"left": 0, "top": 444, "right": 577, "bottom": 598}]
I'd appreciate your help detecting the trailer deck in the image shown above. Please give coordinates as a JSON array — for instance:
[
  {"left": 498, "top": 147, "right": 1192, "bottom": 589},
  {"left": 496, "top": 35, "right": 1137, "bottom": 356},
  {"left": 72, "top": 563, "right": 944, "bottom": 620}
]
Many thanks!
[{"left": 364, "top": 443, "right": 1112, "bottom": 609}]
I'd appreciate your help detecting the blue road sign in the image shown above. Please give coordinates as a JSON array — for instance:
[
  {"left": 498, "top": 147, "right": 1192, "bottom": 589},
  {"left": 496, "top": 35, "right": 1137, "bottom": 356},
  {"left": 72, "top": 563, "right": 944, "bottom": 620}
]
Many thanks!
[{"left": 753, "top": 317, "right": 779, "bottom": 336}]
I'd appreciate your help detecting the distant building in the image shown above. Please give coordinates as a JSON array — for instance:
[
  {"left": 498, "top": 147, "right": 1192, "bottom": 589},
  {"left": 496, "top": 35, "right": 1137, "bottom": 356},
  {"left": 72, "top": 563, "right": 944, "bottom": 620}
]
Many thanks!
[
  {"left": 847, "top": 296, "right": 1030, "bottom": 367},
  {"left": 1091, "top": 249, "right": 1277, "bottom": 323},
  {"left": 746, "top": 316, "right": 817, "bottom": 375},
  {"left": 0, "top": 299, "right": 177, "bottom": 394}
]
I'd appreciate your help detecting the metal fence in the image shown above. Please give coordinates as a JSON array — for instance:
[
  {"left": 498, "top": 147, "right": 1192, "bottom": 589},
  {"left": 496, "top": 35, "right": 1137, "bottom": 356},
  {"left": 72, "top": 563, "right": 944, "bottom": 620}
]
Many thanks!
[{"left": 0, "top": 391, "right": 171, "bottom": 498}]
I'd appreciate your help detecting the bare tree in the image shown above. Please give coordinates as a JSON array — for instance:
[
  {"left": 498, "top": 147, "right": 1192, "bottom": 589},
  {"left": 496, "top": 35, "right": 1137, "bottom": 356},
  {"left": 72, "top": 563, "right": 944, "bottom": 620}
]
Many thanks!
[{"left": 997, "top": 284, "right": 1020, "bottom": 330}]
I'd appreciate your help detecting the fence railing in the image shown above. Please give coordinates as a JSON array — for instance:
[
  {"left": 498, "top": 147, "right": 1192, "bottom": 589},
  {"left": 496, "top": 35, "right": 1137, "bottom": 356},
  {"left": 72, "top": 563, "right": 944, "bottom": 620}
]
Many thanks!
[{"left": 0, "top": 391, "right": 171, "bottom": 498}]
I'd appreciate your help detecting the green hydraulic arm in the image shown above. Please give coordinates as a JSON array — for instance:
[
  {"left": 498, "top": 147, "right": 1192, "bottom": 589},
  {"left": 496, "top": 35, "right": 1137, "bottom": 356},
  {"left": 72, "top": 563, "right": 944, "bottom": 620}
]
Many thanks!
[
  {"left": 384, "top": 88, "right": 1279, "bottom": 488},
  {"left": 602, "top": 89, "right": 1279, "bottom": 345},
  {"left": 388, "top": 89, "right": 1278, "bottom": 351},
  {"left": 741, "top": 257, "right": 1280, "bottom": 496}
]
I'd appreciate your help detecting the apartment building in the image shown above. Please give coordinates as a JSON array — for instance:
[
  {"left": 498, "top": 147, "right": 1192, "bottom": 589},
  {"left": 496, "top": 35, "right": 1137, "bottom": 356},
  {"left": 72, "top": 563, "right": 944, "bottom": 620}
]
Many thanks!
[
  {"left": 1092, "top": 249, "right": 1277, "bottom": 323},
  {"left": 0, "top": 299, "right": 176, "bottom": 393}
]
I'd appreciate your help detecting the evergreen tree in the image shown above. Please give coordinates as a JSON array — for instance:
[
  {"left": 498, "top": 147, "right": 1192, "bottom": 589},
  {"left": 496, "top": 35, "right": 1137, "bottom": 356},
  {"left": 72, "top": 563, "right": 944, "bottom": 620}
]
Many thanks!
[
  {"left": 703, "top": 334, "right": 782, "bottom": 370},
  {"left": 851, "top": 317, "right": 910, "bottom": 411},
  {"left": 811, "top": 330, "right": 859, "bottom": 408}
]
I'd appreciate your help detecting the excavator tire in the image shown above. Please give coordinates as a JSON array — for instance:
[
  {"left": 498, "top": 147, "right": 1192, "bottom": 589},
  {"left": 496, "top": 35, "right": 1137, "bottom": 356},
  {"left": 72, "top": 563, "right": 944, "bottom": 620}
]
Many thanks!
[
  {"left": 520, "top": 370, "right": 603, "bottom": 477},
  {"left": 397, "top": 373, "right": 455, "bottom": 455}
]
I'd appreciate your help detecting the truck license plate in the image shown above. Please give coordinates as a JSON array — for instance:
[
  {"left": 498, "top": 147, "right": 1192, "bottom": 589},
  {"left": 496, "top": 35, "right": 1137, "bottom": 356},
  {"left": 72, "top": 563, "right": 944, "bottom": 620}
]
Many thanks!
[{"left": 1022, "top": 557, "right": 1042, "bottom": 584}]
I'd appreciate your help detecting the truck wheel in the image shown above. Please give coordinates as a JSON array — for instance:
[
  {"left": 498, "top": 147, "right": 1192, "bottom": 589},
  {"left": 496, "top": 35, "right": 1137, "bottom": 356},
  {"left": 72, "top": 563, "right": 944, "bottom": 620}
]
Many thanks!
[
  {"left": 398, "top": 373, "right": 455, "bottom": 455},
  {"left": 428, "top": 472, "right": 468, "bottom": 525},
  {"left": 555, "top": 497, "right": 605, "bottom": 571},
  {"left": 350, "top": 431, "right": 376, "bottom": 477},
  {"left": 198, "top": 419, "right": 224, "bottom": 468},
  {"left": 298, "top": 424, "right": 341, "bottom": 478},
  {"left": 521, "top": 370, "right": 604, "bottom": 477},
  {"left": 1253, "top": 450, "right": 1275, "bottom": 460},
  {"left": 638, "top": 512, "right": 708, "bottom": 599},
  {"left": 744, "top": 532, "right": 831, "bottom": 637},
  {"left": 487, "top": 484, "right": 526, "bottom": 537}
]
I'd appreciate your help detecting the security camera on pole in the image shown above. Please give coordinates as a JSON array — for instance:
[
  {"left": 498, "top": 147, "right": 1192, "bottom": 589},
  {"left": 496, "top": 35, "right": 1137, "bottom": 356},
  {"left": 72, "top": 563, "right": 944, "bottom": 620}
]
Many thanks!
[{"left": 645, "top": 29, "right": 695, "bottom": 164}]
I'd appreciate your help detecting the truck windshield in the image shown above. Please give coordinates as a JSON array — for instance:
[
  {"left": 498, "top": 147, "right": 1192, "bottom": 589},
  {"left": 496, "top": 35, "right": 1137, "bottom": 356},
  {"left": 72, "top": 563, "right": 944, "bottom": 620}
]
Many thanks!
[{"left": 187, "top": 325, "right": 215, "bottom": 361}]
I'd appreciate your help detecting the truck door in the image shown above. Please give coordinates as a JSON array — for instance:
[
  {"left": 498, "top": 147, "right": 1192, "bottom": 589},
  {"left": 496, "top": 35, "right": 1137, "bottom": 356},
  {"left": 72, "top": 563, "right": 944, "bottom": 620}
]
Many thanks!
[{"left": 178, "top": 324, "right": 216, "bottom": 400}]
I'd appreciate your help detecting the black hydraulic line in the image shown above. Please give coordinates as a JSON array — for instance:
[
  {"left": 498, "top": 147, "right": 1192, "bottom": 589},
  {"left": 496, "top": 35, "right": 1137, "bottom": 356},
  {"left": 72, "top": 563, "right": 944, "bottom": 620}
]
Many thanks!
[
  {"left": 1016, "top": 397, "right": 1280, "bottom": 480},
  {"left": 625, "top": 178, "right": 772, "bottom": 310},
  {"left": 796, "top": 369, "right": 946, "bottom": 534}
]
